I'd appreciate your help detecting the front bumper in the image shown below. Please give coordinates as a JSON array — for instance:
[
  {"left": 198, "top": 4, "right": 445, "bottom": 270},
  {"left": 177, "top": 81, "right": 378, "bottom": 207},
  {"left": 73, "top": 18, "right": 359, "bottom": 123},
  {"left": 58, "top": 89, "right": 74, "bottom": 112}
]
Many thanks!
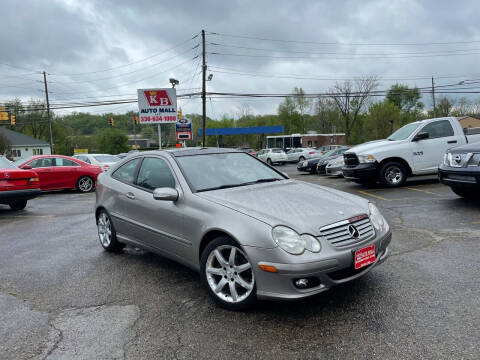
[
  {"left": 326, "top": 166, "right": 343, "bottom": 176},
  {"left": 297, "top": 161, "right": 319, "bottom": 172},
  {"left": 342, "top": 162, "right": 378, "bottom": 181},
  {"left": 438, "top": 165, "right": 480, "bottom": 189},
  {"left": 0, "top": 188, "right": 40, "bottom": 203},
  {"left": 246, "top": 230, "right": 392, "bottom": 300}
]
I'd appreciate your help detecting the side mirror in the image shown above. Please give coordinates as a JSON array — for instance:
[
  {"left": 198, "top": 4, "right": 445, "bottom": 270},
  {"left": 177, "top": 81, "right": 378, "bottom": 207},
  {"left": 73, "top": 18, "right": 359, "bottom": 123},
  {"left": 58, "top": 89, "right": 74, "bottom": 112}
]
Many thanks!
[
  {"left": 22, "top": 165, "right": 32, "bottom": 170},
  {"left": 413, "top": 132, "right": 429, "bottom": 141},
  {"left": 153, "top": 187, "right": 179, "bottom": 201}
]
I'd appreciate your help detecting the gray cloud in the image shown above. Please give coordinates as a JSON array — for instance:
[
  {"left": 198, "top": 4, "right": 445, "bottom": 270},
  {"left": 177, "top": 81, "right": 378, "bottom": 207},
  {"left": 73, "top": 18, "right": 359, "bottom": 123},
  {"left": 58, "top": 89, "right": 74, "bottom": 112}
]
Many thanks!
[{"left": 1, "top": 0, "right": 480, "bottom": 116}]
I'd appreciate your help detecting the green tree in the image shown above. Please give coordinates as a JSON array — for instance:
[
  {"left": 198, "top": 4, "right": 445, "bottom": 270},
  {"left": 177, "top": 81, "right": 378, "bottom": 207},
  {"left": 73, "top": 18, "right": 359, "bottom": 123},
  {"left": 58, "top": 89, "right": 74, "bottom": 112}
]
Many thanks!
[
  {"left": 365, "top": 101, "right": 402, "bottom": 140},
  {"left": 436, "top": 96, "right": 454, "bottom": 117},
  {"left": 386, "top": 84, "right": 423, "bottom": 113},
  {"left": 94, "top": 129, "right": 130, "bottom": 154},
  {"left": 0, "top": 132, "right": 11, "bottom": 156}
]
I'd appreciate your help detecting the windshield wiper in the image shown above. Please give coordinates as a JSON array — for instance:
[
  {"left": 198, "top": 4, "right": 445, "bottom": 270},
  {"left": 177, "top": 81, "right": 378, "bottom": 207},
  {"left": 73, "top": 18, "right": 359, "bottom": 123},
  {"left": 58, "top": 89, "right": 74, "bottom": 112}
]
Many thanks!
[{"left": 197, "top": 178, "right": 282, "bottom": 192}]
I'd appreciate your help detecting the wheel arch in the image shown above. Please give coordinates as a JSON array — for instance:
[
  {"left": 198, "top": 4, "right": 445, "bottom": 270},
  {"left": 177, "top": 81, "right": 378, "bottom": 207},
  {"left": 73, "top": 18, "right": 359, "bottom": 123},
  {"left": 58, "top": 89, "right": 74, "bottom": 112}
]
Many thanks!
[
  {"left": 199, "top": 229, "right": 241, "bottom": 261},
  {"left": 378, "top": 157, "right": 413, "bottom": 176}
]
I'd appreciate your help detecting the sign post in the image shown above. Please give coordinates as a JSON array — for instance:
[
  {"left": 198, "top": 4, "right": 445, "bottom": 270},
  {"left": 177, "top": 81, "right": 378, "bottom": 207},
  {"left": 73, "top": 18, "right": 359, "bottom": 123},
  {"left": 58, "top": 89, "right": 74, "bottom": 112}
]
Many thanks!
[{"left": 137, "top": 88, "right": 177, "bottom": 149}]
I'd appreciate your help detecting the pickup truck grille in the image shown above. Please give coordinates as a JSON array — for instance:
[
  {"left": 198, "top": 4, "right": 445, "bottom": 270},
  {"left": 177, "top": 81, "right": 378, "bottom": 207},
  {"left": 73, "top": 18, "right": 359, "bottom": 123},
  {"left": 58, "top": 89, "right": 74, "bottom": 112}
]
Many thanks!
[
  {"left": 344, "top": 153, "right": 359, "bottom": 166},
  {"left": 319, "top": 215, "right": 375, "bottom": 248}
]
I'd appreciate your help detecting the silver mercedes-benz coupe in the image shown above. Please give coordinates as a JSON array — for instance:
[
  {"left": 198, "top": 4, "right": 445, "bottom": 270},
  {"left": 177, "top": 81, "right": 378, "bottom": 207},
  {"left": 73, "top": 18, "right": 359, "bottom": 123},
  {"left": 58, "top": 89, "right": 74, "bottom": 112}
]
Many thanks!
[{"left": 95, "top": 148, "right": 391, "bottom": 310}]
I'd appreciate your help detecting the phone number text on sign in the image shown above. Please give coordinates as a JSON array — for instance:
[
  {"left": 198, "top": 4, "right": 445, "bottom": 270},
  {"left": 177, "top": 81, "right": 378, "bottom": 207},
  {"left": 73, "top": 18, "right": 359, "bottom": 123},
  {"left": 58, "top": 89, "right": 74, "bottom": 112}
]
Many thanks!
[{"left": 140, "top": 115, "right": 177, "bottom": 123}]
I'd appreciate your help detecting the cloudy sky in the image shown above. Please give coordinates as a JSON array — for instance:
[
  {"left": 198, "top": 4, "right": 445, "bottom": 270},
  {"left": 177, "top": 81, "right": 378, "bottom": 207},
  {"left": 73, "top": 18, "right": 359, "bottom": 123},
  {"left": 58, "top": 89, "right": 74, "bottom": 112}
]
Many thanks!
[{"left": 1, "top": 0, "right": 480, "bottom": 118}]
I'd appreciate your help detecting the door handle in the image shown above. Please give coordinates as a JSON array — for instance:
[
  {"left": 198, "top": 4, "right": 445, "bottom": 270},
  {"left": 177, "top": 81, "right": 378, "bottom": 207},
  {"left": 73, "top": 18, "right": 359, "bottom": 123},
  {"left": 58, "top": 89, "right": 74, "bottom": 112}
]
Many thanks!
[
  {"left": 125, "top": 192, "right": 135, "bottom": 200},
  {"left": 447, "top": 140, "right": 457, "bottom": 144}
]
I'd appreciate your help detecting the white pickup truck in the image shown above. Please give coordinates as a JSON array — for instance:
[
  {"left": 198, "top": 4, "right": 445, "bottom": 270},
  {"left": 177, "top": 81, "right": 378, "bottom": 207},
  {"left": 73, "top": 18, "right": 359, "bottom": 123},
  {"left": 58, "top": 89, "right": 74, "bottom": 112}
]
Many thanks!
[{"left": 342, "top": 117, "right": 480, "bottom": 187}]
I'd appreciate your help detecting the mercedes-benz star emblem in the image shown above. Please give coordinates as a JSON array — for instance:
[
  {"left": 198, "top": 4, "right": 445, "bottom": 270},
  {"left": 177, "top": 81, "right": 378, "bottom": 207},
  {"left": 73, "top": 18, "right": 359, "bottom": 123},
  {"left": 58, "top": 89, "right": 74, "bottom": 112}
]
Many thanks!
[{"left": 348, "top": 224, "right": 360, "bottom": 239}]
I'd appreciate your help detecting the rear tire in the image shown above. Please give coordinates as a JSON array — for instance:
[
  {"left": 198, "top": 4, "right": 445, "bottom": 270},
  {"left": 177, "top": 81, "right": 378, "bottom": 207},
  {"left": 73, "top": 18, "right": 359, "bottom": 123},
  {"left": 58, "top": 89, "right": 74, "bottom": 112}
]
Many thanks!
[
  {"left": 379, "top": 161, "right": 407, "bottom": 187},
  {"left": 200, "top": 237, "right": 257, "bottom": 311},
  {"left": 299, "top": 156, "right": 305, "bottom": 162},
  {"left": 266, "top": 158, "right": 272, "bottom": 165},
  {"left": 9, "top": 200, "right": 27, "bottom": 211},
  {"left": 97, "top": 210, "right": 125, "bottom": 252},
  {"left": 77, "top": 176, "right": 94, "bottom": 193}
]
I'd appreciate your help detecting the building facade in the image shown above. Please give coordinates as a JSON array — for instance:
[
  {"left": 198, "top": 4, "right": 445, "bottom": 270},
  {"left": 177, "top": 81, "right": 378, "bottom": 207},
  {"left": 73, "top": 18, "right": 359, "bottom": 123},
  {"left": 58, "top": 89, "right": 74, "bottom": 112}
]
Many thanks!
[{"left": 0, "top": 127, "right": 51, "bottom": 161}]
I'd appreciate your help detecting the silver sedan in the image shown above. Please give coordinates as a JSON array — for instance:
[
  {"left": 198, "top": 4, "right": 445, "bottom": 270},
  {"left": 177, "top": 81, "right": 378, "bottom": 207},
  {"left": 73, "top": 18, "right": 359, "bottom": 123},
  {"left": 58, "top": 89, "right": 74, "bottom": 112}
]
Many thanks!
[{"left": 95, "top": 148, "right": 391, "bottom": 310}]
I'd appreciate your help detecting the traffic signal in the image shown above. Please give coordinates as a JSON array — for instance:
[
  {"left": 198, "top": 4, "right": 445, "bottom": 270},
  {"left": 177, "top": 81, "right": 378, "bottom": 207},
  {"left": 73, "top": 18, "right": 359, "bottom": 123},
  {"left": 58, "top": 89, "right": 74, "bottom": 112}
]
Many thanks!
[
  {"left": 10, "top": 114, "right": 15, "bottom": 126},
  {"left": 109, "top": 117, "right": 114, "bottom": 127},
  {"left": 134, "top": 115, "right": 139, "bottom": 125},
  {"left": 178, "top": 108, "right": 183, "bottom": 119},
  {"left": 0, "top": 111, "right": 8, "bottom": 121}
]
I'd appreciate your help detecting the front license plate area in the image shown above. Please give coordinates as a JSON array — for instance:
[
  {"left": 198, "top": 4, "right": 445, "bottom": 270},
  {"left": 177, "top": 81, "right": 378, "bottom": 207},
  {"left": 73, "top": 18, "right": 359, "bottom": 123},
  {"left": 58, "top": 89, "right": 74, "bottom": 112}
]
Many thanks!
[{"left": 354, "top": 244, "right": 376, "bottom": 270}]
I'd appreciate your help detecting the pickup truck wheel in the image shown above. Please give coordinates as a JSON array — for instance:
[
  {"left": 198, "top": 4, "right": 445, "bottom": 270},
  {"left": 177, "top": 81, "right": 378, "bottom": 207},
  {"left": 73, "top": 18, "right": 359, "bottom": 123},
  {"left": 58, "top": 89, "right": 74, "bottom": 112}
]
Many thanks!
[{"left": 379, "top": 162, "right": 407, "bottom": 187}]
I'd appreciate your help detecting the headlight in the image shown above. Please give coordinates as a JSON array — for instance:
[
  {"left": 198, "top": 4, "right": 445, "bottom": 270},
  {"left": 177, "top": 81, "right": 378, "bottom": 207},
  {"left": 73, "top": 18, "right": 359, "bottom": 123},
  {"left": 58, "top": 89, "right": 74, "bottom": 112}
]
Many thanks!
[
  {"left": 358, "top": 154, "right": 376, "bottom": 163},
  {"left": 443, "top": 153, "right": 450, "bottom": 166},
  {"left": 368, "top": 203, "right": 387, "bottom": 231},
  {"left": 301, "top": 234, "right": 321, "bottom": 253},
  {"left": 272, "top": 226, "right": 305, "bottom": 255}
]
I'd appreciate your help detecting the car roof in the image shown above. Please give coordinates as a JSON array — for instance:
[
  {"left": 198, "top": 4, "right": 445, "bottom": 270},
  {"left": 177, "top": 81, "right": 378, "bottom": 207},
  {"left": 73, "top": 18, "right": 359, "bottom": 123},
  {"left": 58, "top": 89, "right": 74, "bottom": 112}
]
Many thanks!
[{"left": 140, "top": 147, "right": 242, "bottom": 158}]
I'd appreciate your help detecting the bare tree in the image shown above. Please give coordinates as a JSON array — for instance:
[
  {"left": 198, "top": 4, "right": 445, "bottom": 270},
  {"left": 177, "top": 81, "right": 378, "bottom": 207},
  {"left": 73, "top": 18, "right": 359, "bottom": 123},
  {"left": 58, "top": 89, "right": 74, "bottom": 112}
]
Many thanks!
[
  {"left": 0, "top": 132, "right": 11, "bottom": 156},
  {"left": 328, "top": 76, "right": 378, "bottom": 142}
]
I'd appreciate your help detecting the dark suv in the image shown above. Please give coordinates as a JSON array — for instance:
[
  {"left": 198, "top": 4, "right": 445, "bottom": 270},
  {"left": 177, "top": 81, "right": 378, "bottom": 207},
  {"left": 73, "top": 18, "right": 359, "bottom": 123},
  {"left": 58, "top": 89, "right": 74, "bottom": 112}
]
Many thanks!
[{"left": 438, "top": 142, "right": 480, "bottom": 198}]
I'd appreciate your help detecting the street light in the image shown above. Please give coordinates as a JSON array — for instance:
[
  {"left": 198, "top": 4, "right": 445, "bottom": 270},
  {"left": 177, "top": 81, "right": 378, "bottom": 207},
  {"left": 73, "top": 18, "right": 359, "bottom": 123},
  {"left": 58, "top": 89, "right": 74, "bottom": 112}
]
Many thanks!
[{"left": 169, "top": 78, "right": 179, "bottom": 88}]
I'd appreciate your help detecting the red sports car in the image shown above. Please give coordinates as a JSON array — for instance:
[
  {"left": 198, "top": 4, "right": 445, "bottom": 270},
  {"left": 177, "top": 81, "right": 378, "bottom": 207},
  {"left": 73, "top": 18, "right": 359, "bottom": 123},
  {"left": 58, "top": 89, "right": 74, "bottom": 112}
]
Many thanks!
[
  {"left": 0, "top": 156, "right": 40, "bottom": 210},
  {"left": 15, "top": 155, "right": 103, "bottom": 193}
]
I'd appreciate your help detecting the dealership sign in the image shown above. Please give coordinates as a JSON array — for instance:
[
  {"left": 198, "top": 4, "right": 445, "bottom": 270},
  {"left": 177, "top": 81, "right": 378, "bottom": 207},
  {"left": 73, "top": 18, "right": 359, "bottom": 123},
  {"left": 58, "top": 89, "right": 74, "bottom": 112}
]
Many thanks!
[
  {"left": 137, "top": 88, "right": 177, "bottom": 124},
  {"left": 176, "top": 117, "right": 192, "bottom": 140}
]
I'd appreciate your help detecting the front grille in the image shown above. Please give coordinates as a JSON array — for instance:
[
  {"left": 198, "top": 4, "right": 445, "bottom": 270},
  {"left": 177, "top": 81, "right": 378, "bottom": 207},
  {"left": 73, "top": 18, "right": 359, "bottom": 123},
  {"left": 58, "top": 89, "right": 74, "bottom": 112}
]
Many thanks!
[
  {"left": 319, "top": 215, "right": 375, "bottom": 248},
  {"left": 344, "top": 153, "right": 359, "bottom": 166}
]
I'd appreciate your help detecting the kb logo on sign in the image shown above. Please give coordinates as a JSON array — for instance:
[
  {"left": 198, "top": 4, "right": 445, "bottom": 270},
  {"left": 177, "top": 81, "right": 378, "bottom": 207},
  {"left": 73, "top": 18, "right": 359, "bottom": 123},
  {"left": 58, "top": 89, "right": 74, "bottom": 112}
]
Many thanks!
[{"left": 144, "top": 90, "right": 172, "bottom": 106}]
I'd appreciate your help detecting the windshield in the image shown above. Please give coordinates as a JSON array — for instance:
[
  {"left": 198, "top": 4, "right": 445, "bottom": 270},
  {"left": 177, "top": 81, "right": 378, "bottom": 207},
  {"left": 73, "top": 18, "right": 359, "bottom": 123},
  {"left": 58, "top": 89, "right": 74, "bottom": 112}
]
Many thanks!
[
  {"left": 0, "top": 157, "right": 16, "bottom": 169},
  {"left": 387, "top": 122, "right": 421, "bottom": 141},
  {"left": 176, "top": 153, "right": 285, "bottom": 192},
  {"left": 93, "top": 155, "right": 120, "bottom": 163},
  {"left": 13, "top": 157, "right": 33, "bottom": 166},
  {"left": 322, "top": 149, "right": 337, "bottom": 157}
]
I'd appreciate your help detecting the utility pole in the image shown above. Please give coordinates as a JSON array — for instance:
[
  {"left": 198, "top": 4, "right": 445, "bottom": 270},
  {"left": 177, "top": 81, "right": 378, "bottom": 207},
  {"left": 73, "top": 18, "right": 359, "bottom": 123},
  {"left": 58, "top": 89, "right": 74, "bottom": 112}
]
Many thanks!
[
  {"left": 43, "top": 71, "right": 54, "bottom": 153},
  {"left": 201, "top": 29, "right": 207, "bottom": 147},
  {"left": 431, "top": 76, "right": 436, "bottom": 117}
]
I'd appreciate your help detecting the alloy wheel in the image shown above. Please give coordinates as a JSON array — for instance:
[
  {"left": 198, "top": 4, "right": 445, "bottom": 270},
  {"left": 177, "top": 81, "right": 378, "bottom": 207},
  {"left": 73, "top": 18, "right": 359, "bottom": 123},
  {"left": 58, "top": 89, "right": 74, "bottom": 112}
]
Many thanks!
[
  {"left": 97, "top": 212, "right": 112, "bottom": 247},
  {"left": 78, "top": 177, "right": 93, "bottom": 192},
  {"left": 205, "top": 245, "right": 254, "bottom": 303}
]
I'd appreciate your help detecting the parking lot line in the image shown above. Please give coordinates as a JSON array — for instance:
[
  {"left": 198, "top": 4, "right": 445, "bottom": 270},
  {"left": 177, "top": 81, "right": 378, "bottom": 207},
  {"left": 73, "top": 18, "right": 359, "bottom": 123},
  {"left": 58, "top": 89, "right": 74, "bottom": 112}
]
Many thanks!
[
  {"left": 356, "top": 190, "right": 391, "bottom": 201},
  {"left": 405, "top": 187, "right": 439, "bottom": 195},
  {"left": 0, "top": 215, "right": 56, "bottom": 219}
]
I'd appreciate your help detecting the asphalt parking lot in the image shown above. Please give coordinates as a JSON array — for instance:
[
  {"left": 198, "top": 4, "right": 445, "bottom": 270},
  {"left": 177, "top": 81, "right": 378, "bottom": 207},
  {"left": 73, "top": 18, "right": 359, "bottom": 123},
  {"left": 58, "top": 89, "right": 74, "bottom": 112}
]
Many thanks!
[{"left": 1, "top": 165, "right": 479, "bottom": 359}]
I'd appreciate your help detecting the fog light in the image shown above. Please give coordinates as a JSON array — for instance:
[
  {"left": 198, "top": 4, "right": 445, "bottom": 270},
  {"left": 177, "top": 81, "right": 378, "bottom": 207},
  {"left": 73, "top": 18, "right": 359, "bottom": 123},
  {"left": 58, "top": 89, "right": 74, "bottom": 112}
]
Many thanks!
[{"left": 295, "top": 278, "right": 309, "bottom": 288}]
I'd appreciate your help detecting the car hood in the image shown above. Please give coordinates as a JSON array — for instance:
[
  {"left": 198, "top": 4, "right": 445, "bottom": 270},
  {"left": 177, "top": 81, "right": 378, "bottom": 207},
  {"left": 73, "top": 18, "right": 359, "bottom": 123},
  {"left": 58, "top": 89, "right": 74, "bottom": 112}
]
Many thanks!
[
  {"left": 346, "top": 139, "right": 395, "bottom": 155},
  {"left": 196, "top": 180, "right": 369, "bottom": 235}
]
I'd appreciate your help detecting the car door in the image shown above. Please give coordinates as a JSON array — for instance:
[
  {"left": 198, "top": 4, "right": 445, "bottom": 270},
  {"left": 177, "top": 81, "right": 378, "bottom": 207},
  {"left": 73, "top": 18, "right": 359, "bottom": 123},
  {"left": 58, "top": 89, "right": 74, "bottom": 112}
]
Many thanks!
[
  {"left": 411, "top": 120, "right": 457, "bottom": 173},
  {"left": 257, "top": 150, "right": 266, "bottom": 161},
  {"left": 26, "top": 157, "right": 56, "bottom": 190},
  {"left": 52, "top": 157, "right": 80, "bottom": 189},
  {"left": 122, "top": 156, "right": 188, "bottom": 258}
]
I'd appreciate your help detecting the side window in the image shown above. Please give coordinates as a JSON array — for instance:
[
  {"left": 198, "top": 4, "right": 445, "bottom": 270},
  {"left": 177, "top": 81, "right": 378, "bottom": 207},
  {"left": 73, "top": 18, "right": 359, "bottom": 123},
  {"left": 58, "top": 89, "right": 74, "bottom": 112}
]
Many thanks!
[
  {"left": 136, "top": 157, "right": 176, "bottom": 191},
  {"left": 420, "top": 120, "right": 454, "bottom": 139},
  {"left": 30, "top": 158, "right": 54, "bottom": 168},
  {"left": 57, "top": 158, "right": 79, "bottom": 166},
  {"left": 112, "top": 158, "right": 140, "bottom": 184}
]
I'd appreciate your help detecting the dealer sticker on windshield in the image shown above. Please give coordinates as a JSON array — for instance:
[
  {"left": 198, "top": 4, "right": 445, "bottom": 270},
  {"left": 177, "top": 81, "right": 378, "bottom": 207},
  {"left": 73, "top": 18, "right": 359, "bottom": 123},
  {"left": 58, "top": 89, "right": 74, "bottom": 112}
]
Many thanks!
[{"left": 354, "top": 244, "right": 376, "bottom": 270}]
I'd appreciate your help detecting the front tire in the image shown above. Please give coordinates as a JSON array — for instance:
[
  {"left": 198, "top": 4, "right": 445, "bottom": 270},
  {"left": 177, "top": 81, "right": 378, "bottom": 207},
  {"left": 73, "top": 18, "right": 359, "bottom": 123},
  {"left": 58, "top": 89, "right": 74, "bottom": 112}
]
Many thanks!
[
  {"left": 379, "top": 161, "right": 407, "bottom": 187},
  {"left": 200, "top": 237, "right": 256, "bottom": 311},
  {"left": 77, "top": 176, "right": 94, "bottom": 193},
  {"left": 299, "top": 156, "right": 305, "bottom": 162},
  {"left": 9, "top": 200, "right": 27, "bottom": 211},
  {"left": 450, "top": 186, "right": 479, "bottom": 199},
  {"left": 266, "top": 158, "right": 272, "bottom": 165},
  {"left": 97, "top": 210, "right": 125, "bottom": 252}
]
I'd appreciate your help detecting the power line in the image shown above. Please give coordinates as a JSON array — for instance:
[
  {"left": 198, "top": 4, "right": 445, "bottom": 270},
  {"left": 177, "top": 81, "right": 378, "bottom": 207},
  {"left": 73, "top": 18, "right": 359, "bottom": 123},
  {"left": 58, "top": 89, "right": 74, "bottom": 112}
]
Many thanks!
[
  {"left": 50, "top": 33, "right": 200, "bottom": 77},
  {"left": 208, "top": 31, "right": 480, "bottom": 47}
]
